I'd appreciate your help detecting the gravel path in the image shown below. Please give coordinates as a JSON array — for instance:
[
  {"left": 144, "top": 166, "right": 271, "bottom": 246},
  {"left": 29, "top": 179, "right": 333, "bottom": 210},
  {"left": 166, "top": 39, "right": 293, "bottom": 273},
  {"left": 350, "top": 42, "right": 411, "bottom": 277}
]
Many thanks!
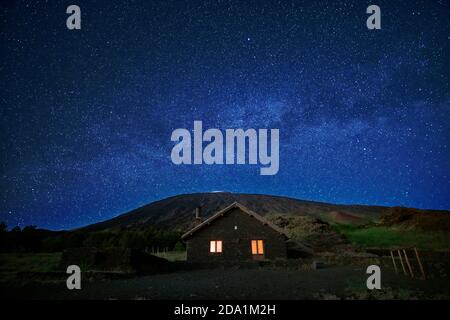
[{"left": 3, "top": 267, "right": 450, "bottom": 300}]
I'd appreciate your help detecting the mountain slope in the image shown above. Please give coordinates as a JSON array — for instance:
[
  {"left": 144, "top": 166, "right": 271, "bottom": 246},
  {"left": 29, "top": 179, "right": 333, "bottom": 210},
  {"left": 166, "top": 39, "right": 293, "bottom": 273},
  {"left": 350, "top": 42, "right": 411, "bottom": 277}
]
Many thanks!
[{"left": 80, "top": 192, "right": 388, "bottom": 232}]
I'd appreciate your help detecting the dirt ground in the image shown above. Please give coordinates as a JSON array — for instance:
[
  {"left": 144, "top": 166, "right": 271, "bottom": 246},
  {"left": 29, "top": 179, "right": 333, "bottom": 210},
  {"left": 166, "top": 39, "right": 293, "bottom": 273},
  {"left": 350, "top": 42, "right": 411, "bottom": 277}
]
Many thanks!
[{"left": 2, "top": 266, "right": 450, "bottom": 300}]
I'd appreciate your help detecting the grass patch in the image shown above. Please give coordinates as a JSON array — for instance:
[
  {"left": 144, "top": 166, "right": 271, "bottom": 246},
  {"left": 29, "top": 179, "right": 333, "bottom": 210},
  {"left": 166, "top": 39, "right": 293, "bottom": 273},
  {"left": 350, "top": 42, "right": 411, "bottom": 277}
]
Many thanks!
[
  {"left": 332, "top": 225, "right": 450, "bottom": 250},
  {"left": 153, "top": 250, "right": 186, "bottom": 261},
  {"left": 0, "top": 252, "right": 62, "bottom": 273}
]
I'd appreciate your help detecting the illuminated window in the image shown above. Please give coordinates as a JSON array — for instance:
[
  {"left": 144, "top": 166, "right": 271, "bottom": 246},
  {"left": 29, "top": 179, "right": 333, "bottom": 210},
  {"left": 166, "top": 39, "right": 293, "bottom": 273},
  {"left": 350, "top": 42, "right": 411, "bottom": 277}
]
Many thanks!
[
  {"left": 251, "top": 240, "right": 264, "bottom": 255},
  {"left": 210, "top": 240, "right": 223, "bottom": 253}
]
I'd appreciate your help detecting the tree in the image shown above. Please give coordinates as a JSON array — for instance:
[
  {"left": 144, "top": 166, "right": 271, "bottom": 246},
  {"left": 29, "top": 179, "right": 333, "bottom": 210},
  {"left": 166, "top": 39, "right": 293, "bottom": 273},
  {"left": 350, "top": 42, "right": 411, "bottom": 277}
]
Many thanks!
[
  {"left": 42, "top": 236, "right": 64, "bottom": 252},
  {"left": 174, "top": 241, "right": 185, "bottom": 251},
  {"left": 0, "top": 222, "right": 7, "bottom": 251}
]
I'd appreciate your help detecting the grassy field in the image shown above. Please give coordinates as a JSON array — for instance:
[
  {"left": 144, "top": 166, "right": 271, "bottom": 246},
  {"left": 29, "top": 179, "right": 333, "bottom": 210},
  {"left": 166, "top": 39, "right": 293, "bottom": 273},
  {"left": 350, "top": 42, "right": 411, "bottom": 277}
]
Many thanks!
[
  {"left": 0, "top": 252, "right": 62, "bottom": 273},
  {"left": 0, "top": 250, "right": 186, "bottom": 277},
  {"left": 332, "top": 225, "right": 450, "bottom": 250},
  {"left": 0, "top": 252, "right": 62, "bottom": 283}
]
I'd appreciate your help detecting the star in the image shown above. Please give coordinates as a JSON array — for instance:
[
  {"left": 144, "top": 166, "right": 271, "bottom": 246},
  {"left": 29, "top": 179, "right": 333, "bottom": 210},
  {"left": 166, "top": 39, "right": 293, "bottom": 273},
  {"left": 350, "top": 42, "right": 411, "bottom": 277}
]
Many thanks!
[{"left": 0, "top": 0, "right": 448, "bottom": 230}]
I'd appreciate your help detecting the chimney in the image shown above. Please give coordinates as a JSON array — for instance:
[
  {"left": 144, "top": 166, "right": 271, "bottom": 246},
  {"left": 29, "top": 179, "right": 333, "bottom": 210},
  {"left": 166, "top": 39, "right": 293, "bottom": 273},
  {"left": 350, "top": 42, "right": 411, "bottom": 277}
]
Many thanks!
[
  {"left": 195, "top": 207, "right": 201, "bottom": 220},
  {"left": 190, "top": 206, "right": 204, "bottom": 228}
]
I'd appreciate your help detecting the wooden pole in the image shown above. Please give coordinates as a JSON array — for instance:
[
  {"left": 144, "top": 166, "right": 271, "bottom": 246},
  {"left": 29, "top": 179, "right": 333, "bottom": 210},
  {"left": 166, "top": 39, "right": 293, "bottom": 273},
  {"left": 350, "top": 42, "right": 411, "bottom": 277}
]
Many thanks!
[
  {"left": 414, "top": 248, "right": 426, "bottom": 279},
  {"left": 390, "top": 250, "right": 398, "bottom": 274},
  {"left": 403, "top": 249, "right": 414, "bottom": 278},
  {"left": 397, "top": 249, "right": 407, "bottom": 276}
]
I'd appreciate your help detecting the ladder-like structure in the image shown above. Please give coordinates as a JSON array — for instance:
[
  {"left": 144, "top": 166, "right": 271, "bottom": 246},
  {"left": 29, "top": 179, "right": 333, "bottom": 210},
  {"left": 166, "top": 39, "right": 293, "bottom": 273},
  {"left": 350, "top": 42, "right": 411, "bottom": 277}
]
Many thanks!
[{"left": 389, "top": 247, "right": 426, "bottom": 279}]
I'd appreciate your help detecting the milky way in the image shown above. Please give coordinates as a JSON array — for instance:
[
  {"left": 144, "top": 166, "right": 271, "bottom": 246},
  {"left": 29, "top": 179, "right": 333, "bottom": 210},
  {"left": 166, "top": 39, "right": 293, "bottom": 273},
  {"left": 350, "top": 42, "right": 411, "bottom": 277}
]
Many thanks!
[{"left": 1, "top": 0, "right": 449, "bottom": 230}]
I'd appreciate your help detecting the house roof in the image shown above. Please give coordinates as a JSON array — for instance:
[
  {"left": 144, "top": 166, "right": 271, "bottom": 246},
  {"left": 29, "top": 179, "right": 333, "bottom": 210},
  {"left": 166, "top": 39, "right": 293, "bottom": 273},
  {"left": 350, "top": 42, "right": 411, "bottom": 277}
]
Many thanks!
[{"left": 181, "top": 202, "right": 288, "bottom": 240}]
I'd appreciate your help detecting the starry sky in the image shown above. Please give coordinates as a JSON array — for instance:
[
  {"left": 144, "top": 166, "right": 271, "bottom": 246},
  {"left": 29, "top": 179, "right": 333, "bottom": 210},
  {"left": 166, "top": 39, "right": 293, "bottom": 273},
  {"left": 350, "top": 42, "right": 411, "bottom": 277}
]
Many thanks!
[{"left": 1, "top": 0, "right": 449, "bottom": 230}]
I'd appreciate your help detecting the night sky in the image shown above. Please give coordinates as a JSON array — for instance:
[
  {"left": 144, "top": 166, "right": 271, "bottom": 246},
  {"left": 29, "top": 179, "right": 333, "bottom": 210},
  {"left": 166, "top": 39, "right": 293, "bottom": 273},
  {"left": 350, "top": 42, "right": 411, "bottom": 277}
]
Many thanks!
[{"left": 1, "top": 0, "right": 449, "bottom": 230}]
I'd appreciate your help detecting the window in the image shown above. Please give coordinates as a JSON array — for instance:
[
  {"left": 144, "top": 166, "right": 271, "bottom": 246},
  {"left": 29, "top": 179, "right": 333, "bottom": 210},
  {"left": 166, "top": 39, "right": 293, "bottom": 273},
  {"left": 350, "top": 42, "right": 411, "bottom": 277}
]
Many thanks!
[
  {"left": 251, "top": 240, "right": 264, "bottom": 255},
  {"left": 210, "top": 240, "right": 223, "bottom": 253}
]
